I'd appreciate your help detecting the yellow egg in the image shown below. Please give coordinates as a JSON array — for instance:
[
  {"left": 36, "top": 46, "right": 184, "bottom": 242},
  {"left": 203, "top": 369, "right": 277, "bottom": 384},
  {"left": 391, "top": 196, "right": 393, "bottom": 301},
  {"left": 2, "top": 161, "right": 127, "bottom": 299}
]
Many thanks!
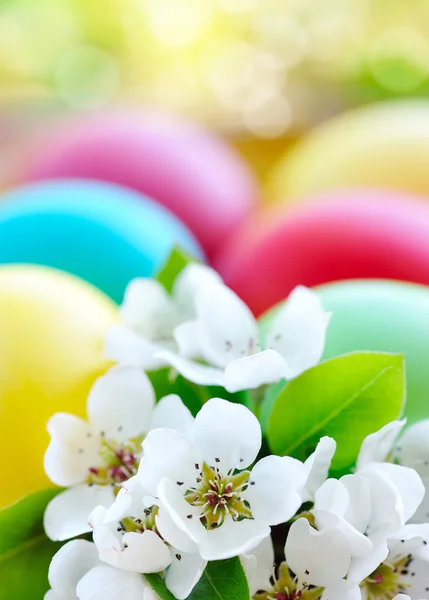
[
  {"left": 267, "top": 100, "right": 429, "bottom": 202},
  {"left": 0, "top": 266, "right": 117, "bottom": 507}
]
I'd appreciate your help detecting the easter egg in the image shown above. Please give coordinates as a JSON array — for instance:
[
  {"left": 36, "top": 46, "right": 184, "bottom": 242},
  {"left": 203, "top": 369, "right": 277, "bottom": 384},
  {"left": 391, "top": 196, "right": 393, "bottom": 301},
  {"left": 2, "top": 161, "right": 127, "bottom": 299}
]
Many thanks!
[
  {"left": 11, "top": 111, "right": 259, "bottom": 258},
  {"left": 267, "top": 100, "right": 429, "bottom": 202},
  {"left": 0, "top": 265, "right": 117, "bottom": 507},
  {"left": 316, "top": 280, "right": 429, "bottom": 424},
  {"left": 215, "top": 190, "right": 429, "bottom": 316},
  {"left": 0, "top": 180, "right": 203, "bottom": 304}
]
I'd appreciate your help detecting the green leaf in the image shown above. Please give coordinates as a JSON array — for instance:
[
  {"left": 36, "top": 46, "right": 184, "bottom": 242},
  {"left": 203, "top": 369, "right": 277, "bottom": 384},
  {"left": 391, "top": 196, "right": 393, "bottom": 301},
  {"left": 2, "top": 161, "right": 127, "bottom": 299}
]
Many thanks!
[
  {"left": 156, "top": 246, "right": 198, "bottom": 293},
  {"left": 0, "top": 488, "right": 63, "bottom": 600},
  {"left": 187, "top": 557, "right": 249, "bottom": 600},
  {"left": 145, "top": 574, "right": 177, "bottom": 600},
  {"left": 267, "top": 352, "right": 406, "bottom": 470}
]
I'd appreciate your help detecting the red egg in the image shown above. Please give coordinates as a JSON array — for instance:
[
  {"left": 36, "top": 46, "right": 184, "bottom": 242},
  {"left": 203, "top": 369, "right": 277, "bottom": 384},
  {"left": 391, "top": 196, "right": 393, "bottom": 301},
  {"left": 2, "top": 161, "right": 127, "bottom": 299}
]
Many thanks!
[
  {"left": 10, "top": 111, "right": 259, "bottom": 259},
  {"left": 215, "top": 189, "right": 429, "bottom": 316}
]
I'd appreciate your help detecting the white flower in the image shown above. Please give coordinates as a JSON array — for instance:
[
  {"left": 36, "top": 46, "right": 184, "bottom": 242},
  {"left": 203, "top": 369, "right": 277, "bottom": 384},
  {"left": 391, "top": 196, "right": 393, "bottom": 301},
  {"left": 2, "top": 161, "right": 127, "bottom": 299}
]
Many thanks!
[
  {"left": 44, "top": 364, "right": 193, "bottom": 541},
  {"left": 156, "top": 284, "right": 331, "bottom": 392},
  {"left": 89, "top": 475, "right": 206, "bottom": 600},
  {"left": 241, "top": 535, "right": 275, "bottom": 596},
  {"left": 104, "top": 264, "right": 222, "bottom": 370},
  {"left": 138, "top": 397, "right": 335, "bottom": 561},
  {"left": 45, "top": 539, "right": 158, "bottom": 600},
  {"left": 396, "top": 420, "right": 429, "bottom": 523}
]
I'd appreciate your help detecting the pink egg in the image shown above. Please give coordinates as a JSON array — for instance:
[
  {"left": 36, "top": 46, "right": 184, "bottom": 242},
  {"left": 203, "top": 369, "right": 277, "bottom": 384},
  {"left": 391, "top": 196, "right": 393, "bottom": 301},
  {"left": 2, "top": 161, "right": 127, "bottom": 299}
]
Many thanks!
[
  {"left": 215, "top": 189, "right": 429, "bottom": 316},
  {"left": 11, "top": 111, "right": 259, "bottom": 258}
]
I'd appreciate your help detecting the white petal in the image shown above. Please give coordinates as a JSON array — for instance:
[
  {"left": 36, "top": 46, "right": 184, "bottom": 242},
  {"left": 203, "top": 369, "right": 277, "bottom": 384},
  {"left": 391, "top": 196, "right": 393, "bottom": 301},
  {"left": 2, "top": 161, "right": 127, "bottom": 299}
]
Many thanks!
[
  {"left": 44, "top": 414, "right": 99, "bottom": 486},
  {"left": 264, "top": 286, "right": 331, "bottom": 379},
  {"left": 87, "top": 364, "right": 155, "bottom": 441},
  {"left": 44, "top": 485, "right": 115, "bottom": 541},
  {"left": 322, "top": 580, "right": 362, "bottom": 600},
  {"left": 138, "top": 429, "right": 197, "bottom": 495},
  {"left": 341, "top": 474, "right": 372, "bottom": 534},
  {"left": 388, "top": 523, "right": 429, "bottom": 561},
  {"left": 347, "top": 540, "right": 389, "bottom": 584},
  {"left": 314, "top": 479, "right": 349, "bottom": 518},
  {"left": 193, "top": 397, "right": 261, "bottom": 470},
  {"left": 359, "top": 466, "right": 404, "bottom": 537},
  {"left": 240, "top": 554, "right": 257, "bottom": 595},
  {"left": 98, "top": 477, "right": 147, "bottom": 524},
  {"left": 96, "top": 528, "right": 172, "bottom": 573},
  {"left": 397, "top": 420, "right": 429, "bottom": 479},
  {"left": 356, "top": 420, "right": 406, "bottom": 471},
  {"left": 120, "top": 278, "right": 178, "bottom": 339},
  {"left": 410, "top": 477, "right": 429, "bottom": 523},
  {"left": 156, "top": 507, "right": 198, "bottom": 554},
  {"left": 285, "top": 518, "right": 351, "bottom": 587},
  {"left": 400, "top": 557, "right": 429, "bottom": 600},
  {"left": 48, "top": 540, "right": 100, "bottom": 596},
  {"left": 244, "top": 535, "right": 275, "bottom": 595},
  {"left": 246, "top": 456, "right": 305, "bottom": 525},
  {"left": 165, "top": 551, "right": 207, "bottom": 600},
  {"left": 155, "top": 350, "right": 226, "bottom": 387},
  {"left": 393, "top": 596, "right": 411, "bottom": 600},
  {"left": 195, "top": 284, "right": 259, "bottom": 367},
  {"left": 173, "top": 264, "right": 222, "bottom": 319},
  {"left": 174, "top": 321, "right": 202, "bottom": 358},
  {"left": 302, "top": 437, "right": 337, "bottom": 502},
  {"left": 363, "top": 462, "right": 425, "bottom": 525},
  {"left": 76, "top": 566, "right": 147, "bottom": 600},
  {"left": 198, "top": 518, "right": 271, "bottom": 561},
  {"left": 104, "top": 325, "right": 167, "bottom": 371},
  {"left": 150, "top": 395, "right": 194, "bottom": 436},
  {"left": 313, "top": 510, "right": 373, "bottom": 558},
  {"left": 223, "top": 351, "right": 288, "bottom": 393}
]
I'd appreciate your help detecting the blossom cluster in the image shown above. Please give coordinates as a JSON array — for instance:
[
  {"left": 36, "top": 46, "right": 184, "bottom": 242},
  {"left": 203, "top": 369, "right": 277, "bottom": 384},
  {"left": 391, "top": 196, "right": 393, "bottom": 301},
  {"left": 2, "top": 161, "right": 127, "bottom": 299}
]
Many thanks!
[{"left": 42, "top": 262, "right": 429, "bottom": 600}]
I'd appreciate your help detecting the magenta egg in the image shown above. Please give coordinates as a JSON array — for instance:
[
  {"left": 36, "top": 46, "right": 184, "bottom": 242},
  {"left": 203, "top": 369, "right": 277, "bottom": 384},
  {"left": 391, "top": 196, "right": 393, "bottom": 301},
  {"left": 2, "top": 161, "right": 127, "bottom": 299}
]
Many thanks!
[
  {"left": 11, "top": 111, "right": 259, "bottom": 258},
  {"left": 215, "top": 189, "right": 429, "bottom": 316}
]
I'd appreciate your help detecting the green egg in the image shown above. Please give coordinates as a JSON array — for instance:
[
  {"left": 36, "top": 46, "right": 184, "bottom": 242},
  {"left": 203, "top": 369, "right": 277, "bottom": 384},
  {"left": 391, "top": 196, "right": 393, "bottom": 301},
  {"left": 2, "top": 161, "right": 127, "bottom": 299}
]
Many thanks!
[{"left": 316, "top": 280, "right": 429, "bottom": 424}]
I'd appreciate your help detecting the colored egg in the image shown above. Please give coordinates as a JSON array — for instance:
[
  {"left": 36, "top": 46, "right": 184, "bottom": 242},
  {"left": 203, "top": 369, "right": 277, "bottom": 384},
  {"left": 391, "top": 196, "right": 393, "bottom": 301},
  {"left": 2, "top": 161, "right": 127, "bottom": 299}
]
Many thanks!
[
  {"left": 11, "top": 111, "right": 259, "bottom": 258},
  {"left": 215, "top": 190, "right": 429, "bottom": 316},
  {"left": 317, "top": 280, "right": 429, "bottom": 424},
  {"left": 0, "top": 180, "right": 203, "bottom": 304},
  {"left": 0, "top": 265, "right": 117, "bottom": 507},
  {"left": 267, "top": 100, "right": 429, "bottom": 203}
]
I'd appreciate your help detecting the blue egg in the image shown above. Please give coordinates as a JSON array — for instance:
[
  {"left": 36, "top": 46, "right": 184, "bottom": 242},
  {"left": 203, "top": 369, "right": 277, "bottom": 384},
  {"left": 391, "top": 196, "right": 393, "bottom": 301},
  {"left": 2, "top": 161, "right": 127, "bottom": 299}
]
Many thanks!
[{"left": 0, "top": 180, "right": 204, "bottom": 303}]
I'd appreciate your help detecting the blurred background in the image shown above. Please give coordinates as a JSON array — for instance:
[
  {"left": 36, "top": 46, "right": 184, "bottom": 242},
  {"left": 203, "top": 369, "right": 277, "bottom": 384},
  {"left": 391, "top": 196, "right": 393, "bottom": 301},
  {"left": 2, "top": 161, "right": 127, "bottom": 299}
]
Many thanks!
[{"left": 3, "top": 0, "right": 429, "bottom": 178}]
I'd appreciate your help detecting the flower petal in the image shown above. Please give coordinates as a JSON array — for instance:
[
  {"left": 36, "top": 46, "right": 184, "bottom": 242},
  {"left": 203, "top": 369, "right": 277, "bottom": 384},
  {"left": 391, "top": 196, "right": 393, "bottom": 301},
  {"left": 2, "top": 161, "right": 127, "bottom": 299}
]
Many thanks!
[
  {"left": 150, "top": 394, "right": 194, "bottom": 436},
  {"left": 173, "top": 264, "right": 222, "bottom": 320},
  {"left": 397, "top": 420, "right": 429, "bottom": 479},
  {"left": 301, "top": 436, "right": 336, "bottom": 501},
  {"left": 193, "top": 397, "right": 261, "bottom": 470},
  {"left": 138, "top": 429, "right": 197, "bottom": 495},
  {"left": 155, "top": 350, "right": 226, "bottom": 387},
  {"left": 223, "top": 351, "right": 288, "bottom": 393},
  {"left": 96, "top": 528, "right": 172, "bottom": 573},
  {"left": 410, "top": 477, "right": 429, "bottom": 523},
  {"left": 87, "top": 364, "right": 155, "bottom": 441},
  {"left": 243, "top": 535, "right": 275, "bottom": 595},
  {"left": 322, "top": 580, "right": 362, "bottom": 600},
  {"left": 356, "top": 420, "right": 406, "bottom": 471},
  {"left": 44, "top": 414, "right": 99, "bottom": 486},
  {"left": 198, "top": 518, "right": 270, "bottom": 562},
  {"left": 313, "top": 510, "right": 373, "bottom": 558},
  {"left": 195, "top": 284, "right": 259, "bottom": 367},
  {"left": 341, "top": 474, "right": 372, "bottom": 534},
  {"left": 314, "top": 478, "right": 349, "bottom": 518},
  {"left": 347, "top": 540, "right": 389, "bottom": 584},
  {"left": 264, "top": 286, "right": 331, "bottom": 379},
  {"left": 174, "top": 321, "right": 202, "bottom": 358},
  {"left": 362, "top": 462, "right": 425, "bottom": 525},
  {"left": 76, "top": 565, "right": 148, "bottom": 600},
  {"left": 155, "top": 506, "right": 198, "bottom": 554},
  {"left": 44, "top": 485, "right": 115, "bottom": 541},
  {"left": 285, "top": 518, "right": 351, "bottom": 587},
  {"left": 104, "top": 324, "right": 167, "bottom": 370},
  {"left": 165, "top": 551, "right": 207, "bottom": 600},
  {"left": 48, "top": 540, "right": 100, "bottom": 597},
  {"left": 246, "top": 456, "right": 305, "bottom": 525},
  {"left": 120, "top": 278, "right": 178, "bottom": 339},
  {"left": 400, "top": 557, "right": 429, "bottom": 599}
]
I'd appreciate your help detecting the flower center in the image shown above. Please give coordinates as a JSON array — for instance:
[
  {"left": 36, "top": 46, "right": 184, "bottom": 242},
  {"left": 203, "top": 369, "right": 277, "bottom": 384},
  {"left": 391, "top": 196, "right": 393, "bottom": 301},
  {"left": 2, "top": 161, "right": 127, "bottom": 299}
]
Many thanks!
[
  {"left": 361, "top": 556, "right": 410, "bottom": 600},
  {"left": 253, "top": 563, "right": 323, "bottom": 600},
  {"left": 119, "top": 505, "right": 159, "bottom": 536},
  {"left": 86, "top": 434, "right": 144, "bottom": 490},
  {"left": 184, "top": 462, "right": 253, "bottom": 529}
]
